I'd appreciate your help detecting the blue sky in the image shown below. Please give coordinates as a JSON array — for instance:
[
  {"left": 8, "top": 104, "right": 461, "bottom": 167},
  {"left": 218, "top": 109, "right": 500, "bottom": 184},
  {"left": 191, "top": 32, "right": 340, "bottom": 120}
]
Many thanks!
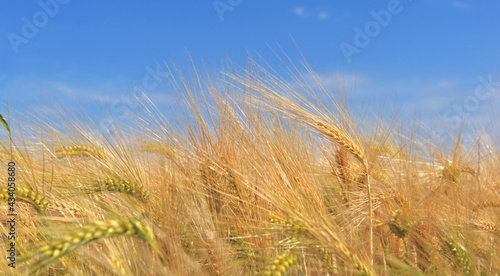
[{"left": 1, "top": 0, "right": 500, "bottom": 133}]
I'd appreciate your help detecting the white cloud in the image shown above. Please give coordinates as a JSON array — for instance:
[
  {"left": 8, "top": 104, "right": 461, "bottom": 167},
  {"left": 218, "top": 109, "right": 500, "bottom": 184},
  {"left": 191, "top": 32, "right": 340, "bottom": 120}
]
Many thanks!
[
  {"left": 293, "top": 6, "right": 306, "bottom": 17},
  {"left": 293, "top": 6, "right": 330, "bottom": 21},
  {"left": 318, "top": 12, "right": 329, "bottom": 20}
]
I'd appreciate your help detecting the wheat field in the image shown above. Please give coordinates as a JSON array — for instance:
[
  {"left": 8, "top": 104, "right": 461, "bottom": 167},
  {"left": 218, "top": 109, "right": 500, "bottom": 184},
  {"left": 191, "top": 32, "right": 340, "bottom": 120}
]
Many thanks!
[{"left": 0, "top": 58, "right": 498, "bottom": 275}]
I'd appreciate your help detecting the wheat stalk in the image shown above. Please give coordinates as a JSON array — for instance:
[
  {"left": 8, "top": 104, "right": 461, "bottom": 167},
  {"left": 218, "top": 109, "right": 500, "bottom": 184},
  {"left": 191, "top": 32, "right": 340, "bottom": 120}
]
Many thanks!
[
  {"left": 269, "top": 213, "right": 373, "bottom": 275},
  {"left": 231, "top": 69, "right": 375, "bottom": 263},
  {"left": 315, "top": 121, "right": 373, "bottom": 263},
  {"left": 334, "top": 148, "right": 351, "bottom": 205}
]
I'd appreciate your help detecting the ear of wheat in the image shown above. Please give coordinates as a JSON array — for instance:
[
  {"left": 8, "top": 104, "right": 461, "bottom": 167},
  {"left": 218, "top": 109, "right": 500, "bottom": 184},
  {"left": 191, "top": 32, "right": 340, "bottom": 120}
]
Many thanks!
[
  {"left": 258, "top": 253, "right": 298, "bottom": 276},
  {"left": 0, "top": 187, "right": 48, "bottom": 212},
  {"left": 47, "top": 201, "right": 89, "bottom": 217},
  {"left": 314, "top": 121, "right": 373, "bottom": 263},
  {"left": 473, "top": 200, "right": 500, "bottom": 211},
  {"left": 232, "top": 71, "right": 375, "bottom": 263},
  {"left": 269, "top": 213, "right": 373, "bottom": 275},
  {"left": 86, "top": 178, "right": 150, "bottom": 202},
  {"left": 21, "top": 218, "right": 156, "bottom": 273},
  {"left": 55, "top": 145, "right": 104, "bottom": 158},
  {"left": 446, "top": 241, "right": 472, "bottom": 274},
  {"left": 471, "top": 220, "right": 497, "bottom": 233},
  {"left": 142, "top": 144, "right": 179, "bottom": 158},
  {"left": 316, "top": 122, "right": 366, "bottom": 165}
]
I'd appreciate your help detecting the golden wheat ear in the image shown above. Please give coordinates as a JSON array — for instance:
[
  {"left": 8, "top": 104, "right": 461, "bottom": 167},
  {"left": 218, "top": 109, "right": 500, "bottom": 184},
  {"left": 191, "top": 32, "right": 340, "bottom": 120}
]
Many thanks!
[
  {"left": 474, "top": 199, "right": 500, "bottom": 211},
  {"left": 47, "top": 200, "right": 89, "bottom": 217},
  {"left": 471, "top": 220, "right": 497, "bottom": 233}
]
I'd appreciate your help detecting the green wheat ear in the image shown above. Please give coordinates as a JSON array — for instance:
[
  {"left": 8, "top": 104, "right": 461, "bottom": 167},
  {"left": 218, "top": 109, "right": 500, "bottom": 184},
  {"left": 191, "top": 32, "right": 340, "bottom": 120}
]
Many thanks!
[
  {"left": 0, "top": 188, "right": 49, "bottom": 213},
  {"left": 259, "top": 253, "right": 298, "bottom": 276},
  {"left": 86, "top": 178, "right": 151, "bottom": 202},
  {"left": 0, "top": 112, "right": 10, "bottom": 134},
  {"left": 20, "top": 218, "right": 157, "bottom": 273}
]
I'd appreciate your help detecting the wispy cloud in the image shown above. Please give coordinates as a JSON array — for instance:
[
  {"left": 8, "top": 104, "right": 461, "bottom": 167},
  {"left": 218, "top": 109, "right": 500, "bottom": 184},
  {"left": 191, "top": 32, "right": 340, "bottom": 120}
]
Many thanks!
[
  {"left": 293, "top": 6, "right": 307, "bottom": 17},
  {"left": 452, "top": 1, "right": 470, "bottom": 9},
  {"left": 293, "top": 6, "right": 330, "bottom": 20},
  {"left": 318, "top": 11, "right": 329, "bottom": 20},
  {"left": 306, "top": 71, "right": 490, "bottom": 113}
]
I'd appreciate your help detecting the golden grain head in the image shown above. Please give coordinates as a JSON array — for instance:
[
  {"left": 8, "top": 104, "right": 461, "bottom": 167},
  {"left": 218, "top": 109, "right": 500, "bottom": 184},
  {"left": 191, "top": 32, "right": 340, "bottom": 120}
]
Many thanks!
[
  {"left": 474, "top": 199, "right": 500, "bottom": 211},
  {"left": 55, "top": 145, "right": 104, "bottom": 158},
  {"left": 47, "top": 201, "right": 88, "bottom": 217},
  {"left": 143, "top": 144, "right": 179, "bottom": 158},
  {"left": 316, "top": 121, "right": 365, "bottom": 164},
  {"left": 471, "top": 220, "right": 497, "bottom": 233},
  {"left": 442, "top": 164, "right": 461, "bottom": 183}
]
